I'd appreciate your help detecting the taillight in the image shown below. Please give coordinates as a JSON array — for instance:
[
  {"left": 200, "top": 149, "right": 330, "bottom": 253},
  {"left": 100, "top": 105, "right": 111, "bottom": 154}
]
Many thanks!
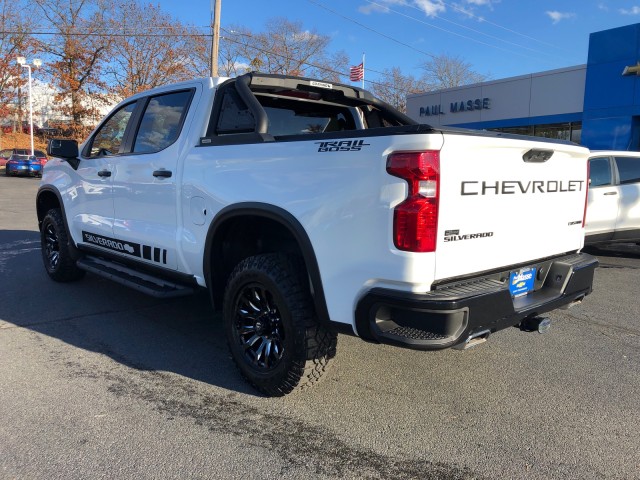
[
  {"left": 582, "top": 159, "right": 590, "bottom": 228},
  {"left": 386, "top": 150, "right": 440, "bottom": 252}
]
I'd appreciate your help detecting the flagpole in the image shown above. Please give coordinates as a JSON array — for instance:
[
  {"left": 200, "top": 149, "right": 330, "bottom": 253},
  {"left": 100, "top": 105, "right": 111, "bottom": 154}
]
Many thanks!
[{"left": 362, "top": 52, "right": 365, "bottom": 90}]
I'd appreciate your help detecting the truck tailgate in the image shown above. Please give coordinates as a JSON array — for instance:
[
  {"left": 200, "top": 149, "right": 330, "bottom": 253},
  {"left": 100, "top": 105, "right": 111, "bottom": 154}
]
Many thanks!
[{"left": 435, "top": 133, "right": 589, "bottom": 281}]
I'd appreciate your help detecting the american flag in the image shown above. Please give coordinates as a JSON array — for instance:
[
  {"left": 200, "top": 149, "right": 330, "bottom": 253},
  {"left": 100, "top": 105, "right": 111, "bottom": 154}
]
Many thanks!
[{"left": 350, "top": 63, "right": 364, "bottom": 82}]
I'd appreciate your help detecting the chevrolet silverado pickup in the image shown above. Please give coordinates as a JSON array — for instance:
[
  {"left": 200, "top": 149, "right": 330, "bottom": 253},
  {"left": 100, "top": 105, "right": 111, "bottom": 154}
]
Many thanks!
[{"left": 36, "top": 73, "right": 598, "bottom": 396}]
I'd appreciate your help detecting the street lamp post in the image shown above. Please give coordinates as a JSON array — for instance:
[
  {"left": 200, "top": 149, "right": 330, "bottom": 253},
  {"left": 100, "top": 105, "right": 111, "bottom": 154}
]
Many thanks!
[{"left": 16, "top": 57, "right": 42, "bottom": 156}]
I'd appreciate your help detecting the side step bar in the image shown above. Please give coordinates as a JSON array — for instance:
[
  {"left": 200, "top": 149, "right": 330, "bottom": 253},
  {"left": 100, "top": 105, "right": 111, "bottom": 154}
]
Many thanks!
[{"left": 76, "top": 256, "right": 195, "bottom": 298}]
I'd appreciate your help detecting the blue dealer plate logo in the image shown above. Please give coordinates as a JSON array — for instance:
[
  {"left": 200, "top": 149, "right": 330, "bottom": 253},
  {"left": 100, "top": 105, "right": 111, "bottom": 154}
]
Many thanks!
[{"left": 509, "top": 268, "right": 536, "bottom": 297}]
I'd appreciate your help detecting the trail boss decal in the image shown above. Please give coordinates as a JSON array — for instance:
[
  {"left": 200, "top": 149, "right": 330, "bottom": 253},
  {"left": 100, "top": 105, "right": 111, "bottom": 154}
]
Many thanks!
[
  {"left": 315, "top": 140, "right": 370, "bottom": 152},
  {"left": 444, "top": 229, "right": 494, "bottom": 242},
  {"left": 82, "top": 231, "right": 167, "bottom": 264}
]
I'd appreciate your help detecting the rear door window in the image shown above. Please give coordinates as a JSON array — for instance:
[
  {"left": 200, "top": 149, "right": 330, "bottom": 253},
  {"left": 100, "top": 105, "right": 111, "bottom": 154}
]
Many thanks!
[
  {"left": 132, "top": 90, "right": 194, "bottom": 153},
  {"left": 589, "top": 157, "right": 613, "bottom": 187}
]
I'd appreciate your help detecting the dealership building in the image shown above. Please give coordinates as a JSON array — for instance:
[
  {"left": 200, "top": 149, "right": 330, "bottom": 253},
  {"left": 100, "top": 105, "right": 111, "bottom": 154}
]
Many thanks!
[{"left": 406, "top": 23, "right": 640, "bottom": 151}]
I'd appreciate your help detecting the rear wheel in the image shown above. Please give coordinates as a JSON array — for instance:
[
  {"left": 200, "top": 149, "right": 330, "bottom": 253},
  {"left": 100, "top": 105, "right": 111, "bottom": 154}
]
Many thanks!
[
  {"left": 40, "top": 208, "right": 85, "bottom": 282},
  {"left": 223, "top": 254, "right": 337, "bottom": 396}
]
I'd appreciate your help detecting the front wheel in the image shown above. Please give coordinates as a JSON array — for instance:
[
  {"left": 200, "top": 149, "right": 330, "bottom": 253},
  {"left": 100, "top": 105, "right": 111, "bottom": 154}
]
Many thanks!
[
  {"left": 223, "top": 254, "right": 337, "bottom": 396},
  {"left": 40, "top": 208, "right": 85, "bottom": 282}
]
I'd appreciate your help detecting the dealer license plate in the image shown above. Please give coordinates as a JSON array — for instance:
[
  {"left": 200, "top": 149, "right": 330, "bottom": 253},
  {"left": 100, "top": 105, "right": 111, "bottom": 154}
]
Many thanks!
[{"left": 509, "top": 268, "right": 536, "bottom": 297}]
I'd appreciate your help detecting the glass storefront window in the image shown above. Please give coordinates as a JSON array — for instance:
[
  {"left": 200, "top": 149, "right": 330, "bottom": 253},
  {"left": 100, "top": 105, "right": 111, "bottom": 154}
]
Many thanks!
[
  {"left": 489, "top": 122, "right": 582, "bottom": 144},
  {"left": 534, "top": 123, "right": 571, "bottom": 140},
  {"left": 490, "top": 126, "right": 533, "bottom": 136},
  {"left": 570, "top": 126, "right": 582, "bottom": 144}
]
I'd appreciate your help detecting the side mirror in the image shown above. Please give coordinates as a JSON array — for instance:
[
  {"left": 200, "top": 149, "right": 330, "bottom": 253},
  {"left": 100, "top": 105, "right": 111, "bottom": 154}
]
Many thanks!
[
  {"left": 47, "top": 138, "right": 79, "bottom": 158},
  {"left": 47, "top": 139, "right": 80, "bottom": 169}
]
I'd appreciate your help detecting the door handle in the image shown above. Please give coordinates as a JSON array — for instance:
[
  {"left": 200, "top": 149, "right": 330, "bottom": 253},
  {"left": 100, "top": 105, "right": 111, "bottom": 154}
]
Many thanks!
[
  {"left": 97, "top": 170, "right": 111, "bottom": 177},
  {"left": 603, "top": 192, "right": 617, "bottom": 196},
  {"left": 153, "top": 169, "right": 172, "bottom": 178}
]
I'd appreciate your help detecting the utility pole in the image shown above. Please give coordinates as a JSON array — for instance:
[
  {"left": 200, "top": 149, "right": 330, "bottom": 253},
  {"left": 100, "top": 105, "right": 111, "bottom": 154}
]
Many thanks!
[{"left": 210, "top": 0, "right": 221, "bottom": 77}]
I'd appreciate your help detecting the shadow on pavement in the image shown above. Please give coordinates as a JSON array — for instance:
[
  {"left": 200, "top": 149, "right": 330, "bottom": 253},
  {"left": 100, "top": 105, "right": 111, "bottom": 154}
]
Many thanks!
[
  {"left": 0, "top": 229, "right": 259, "bottom": 397},
  {"left": 583, "top": 243, "right": 640, "bottom": 261}
]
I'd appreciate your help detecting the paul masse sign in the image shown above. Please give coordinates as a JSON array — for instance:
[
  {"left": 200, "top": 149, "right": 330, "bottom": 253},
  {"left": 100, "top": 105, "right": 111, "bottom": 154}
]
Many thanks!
[{"left": 419, "top": 97, "right": 490, "bottom": 117}]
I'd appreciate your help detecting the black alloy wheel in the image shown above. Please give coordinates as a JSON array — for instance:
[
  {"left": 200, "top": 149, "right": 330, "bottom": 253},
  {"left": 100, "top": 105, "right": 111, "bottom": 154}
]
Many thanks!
[
  {"left": 223, "top": 254, "right": 337, "bottom": 396},
  {"left": 43, "top": 220, "right": 61, "bottom": 271},
  {"left": 232, "top": 284, "right": 286, "bottom": 371},
  {"left": 40, "top": 208, "right": 85, "bottom": 282}
]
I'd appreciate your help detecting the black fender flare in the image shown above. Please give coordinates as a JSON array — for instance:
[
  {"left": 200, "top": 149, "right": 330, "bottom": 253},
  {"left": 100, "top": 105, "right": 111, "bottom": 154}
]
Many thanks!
[
  {"left": 36, "top": 186, "right": 66, "bottom": 229},
  {"left": 203, "top": 202, "right": 331, "bottom": 325}
]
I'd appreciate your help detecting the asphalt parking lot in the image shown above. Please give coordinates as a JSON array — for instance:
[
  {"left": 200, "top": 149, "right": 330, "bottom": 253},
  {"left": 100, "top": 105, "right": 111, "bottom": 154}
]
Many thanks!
[{"left": 1, "top": 173, "right": 639, "bottom": 479}]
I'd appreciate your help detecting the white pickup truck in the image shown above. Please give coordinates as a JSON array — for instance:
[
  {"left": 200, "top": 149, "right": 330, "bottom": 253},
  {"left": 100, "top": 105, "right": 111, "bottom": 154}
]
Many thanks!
[
  {"left": 36, "top": 73, "right": 597, "bottom": 396},
  {"left": 586, "top": 151, "right": 640, "bottom": 245}
]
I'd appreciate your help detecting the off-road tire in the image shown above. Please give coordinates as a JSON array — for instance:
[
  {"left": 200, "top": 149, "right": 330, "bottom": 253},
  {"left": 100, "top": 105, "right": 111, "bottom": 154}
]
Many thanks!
[
  {"left": 40, "top": 208, "right": 85, "bottom": 282},
  {"left": 223, "top": 253, "right": 337, "bottom": 396}
]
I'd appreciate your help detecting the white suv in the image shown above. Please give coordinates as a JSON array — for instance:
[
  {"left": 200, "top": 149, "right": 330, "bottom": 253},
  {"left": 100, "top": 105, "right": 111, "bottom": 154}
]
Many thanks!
[{"left": 586, "top": 151, "right": 640, "bottom": 245}]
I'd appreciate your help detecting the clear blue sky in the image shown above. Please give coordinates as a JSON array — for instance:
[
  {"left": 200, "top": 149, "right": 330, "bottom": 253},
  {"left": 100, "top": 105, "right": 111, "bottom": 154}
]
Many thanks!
[{"left": 162, "top": 0, "right": 640, "bottom": 85}]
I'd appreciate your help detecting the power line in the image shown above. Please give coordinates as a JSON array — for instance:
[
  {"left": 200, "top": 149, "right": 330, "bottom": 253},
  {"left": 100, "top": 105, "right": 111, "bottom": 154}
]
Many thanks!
[
  {"left": 0, "top": 29, "right": 210, "bottom": 37},
  {"left": 2, "top": 25, "right": 397, "bottom": 89},
  {"left": 440, "top": 0, "right": 572, "bottom": 53},
  {"left": 221, "top": 27, "right": 391, "bottom": 77},
  {"left": 311, "top": 0, "right": 561, "bottom": 68},
  {"left": 1, "top": 25, "right": 424, "bottom": 99},
  {"left": 364, "top": 0, "right": 567, "bottom": 63},
  {"left": 220, "top": 30, "right": 420, "bottom": 97},
  {"left": 306, "top": 0, "right": 437, "bottom": 60}
]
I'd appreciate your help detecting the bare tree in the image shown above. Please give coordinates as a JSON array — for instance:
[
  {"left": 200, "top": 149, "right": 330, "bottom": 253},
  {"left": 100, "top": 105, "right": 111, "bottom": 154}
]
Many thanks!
[
  {"left": 220, "top": 18, "right": 348, "bottom": 81},
  {"left": 370, "top": 67, "right": 429, "bottom": 113},
  {"left": 106, "top": 3, "right": 206, "bottom": 100},
  {"left": 216, "top": 25, "right": 252, "bottom": 77},
  {"left": 33, "top": 0, "right": 113, "bottom": 135},
  {"left": 188, "top": 24, "right": 248, "bottom": 79},
  {"left": 420, "top": 53, "right": 487, "bottom": 89},
  {"left": 0, "top": 0, "right": 34, "bottom": 130}
]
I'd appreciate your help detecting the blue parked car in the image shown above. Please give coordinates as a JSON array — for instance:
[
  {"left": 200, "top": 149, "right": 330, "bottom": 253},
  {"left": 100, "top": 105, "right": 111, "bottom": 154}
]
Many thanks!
[{"left": 5, "top": 154, "right": 42, "bottom": 177}]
